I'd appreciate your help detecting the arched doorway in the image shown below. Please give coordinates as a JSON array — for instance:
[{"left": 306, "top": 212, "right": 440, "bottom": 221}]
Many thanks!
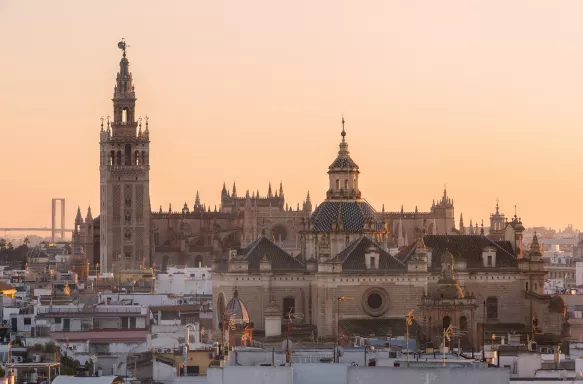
[
  {"left": 442, "top": 316, "right": 451, "bottom": 330},
  {"left": 282, "top": 297, "right": 295, "bottom": 319},
  {"left": 194, "top": 255, "right": 203, "bottom": 268}
]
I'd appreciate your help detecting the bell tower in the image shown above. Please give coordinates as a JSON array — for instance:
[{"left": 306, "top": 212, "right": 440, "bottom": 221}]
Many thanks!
[{"left": 99, "top": 40, "right": 151, "bottom": 272}]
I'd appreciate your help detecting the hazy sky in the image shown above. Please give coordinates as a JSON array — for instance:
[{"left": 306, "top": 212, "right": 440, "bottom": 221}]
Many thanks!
[{"left": 1, "top": 1, "right": 582, "bottom": 233}]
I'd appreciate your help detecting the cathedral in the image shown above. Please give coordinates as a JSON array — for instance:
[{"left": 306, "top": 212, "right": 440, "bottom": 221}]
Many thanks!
[
  {"left": 71, "top": 43, "right": 459, "bottom": 273},
  {"left": 72, "top": 43, "right": 567, "bottom": 348}
]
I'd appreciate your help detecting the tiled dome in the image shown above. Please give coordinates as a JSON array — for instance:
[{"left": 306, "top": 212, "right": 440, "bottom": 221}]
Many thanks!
[
  {"left": 225, "top": 290, "right": 250, "bottom": 325},
  {"left": 309, "top": 200, "right": 384, "bottom": 232}
]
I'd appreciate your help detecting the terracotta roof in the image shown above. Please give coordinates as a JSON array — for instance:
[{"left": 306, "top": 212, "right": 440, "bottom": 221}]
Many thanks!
[
  {"left": 309, "top": 201, "right": 384, "bottom": 232},
  {"left": 335, "top": 236, "right": 405, "bottom": 271},
  {"left": 395, "top": 235, "right": 518, "bottom": 269},
  {"left": 0, "top": 281, "right": 15, "bottom": 291},
  {"left": 340, "top": 318, "right": 418, "bottom": 338},
  {"left": 236, "top": 236, "right": 305, "bottom": 271}
]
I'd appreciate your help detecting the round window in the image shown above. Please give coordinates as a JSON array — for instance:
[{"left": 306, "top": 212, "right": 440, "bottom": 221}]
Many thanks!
[
  {"left": 367, "top": 293, "right": 383, "bottom": 309},
  {"left": 361, "top": 288, "right": 389, "bottom": 317}
]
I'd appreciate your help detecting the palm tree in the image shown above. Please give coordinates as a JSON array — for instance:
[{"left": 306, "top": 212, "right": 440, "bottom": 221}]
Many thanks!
[{"left": 23, "top": 237, "right": 30, "bottom": 247}]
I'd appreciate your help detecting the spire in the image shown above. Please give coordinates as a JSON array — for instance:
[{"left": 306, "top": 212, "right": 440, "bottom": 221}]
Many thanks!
[
  {"left": 268, "top": 182, "right": 273, "bottom": 198},
  {"left": 382, "top": 204, "right": 385, "bottom": 213},
  {"left": 221, "top": 182, "right": 228, "bottom": 197},
  {"left": 496, "top": 198, "right": 500, "bottom": 214},
  {"left": 279, "top": 182, "right": 284, "bottom": 197},
  {"left": 168, "top": 203, "right": 172, "bottom": 213},
  {"left": 232, "top": 181, "right": 237, "bottom": 197},
  {"left": 86, "top": 206, "right": 93, "bottom": 222},
  {"left": 195, "top": 191, "right": 200, "bottom": 206},
  {"left": 529, "top": 232, "right": 542, "bottom": 259},
  {"left": 480, "top": 220, "right": 484, "bottom": 235},
  {"left": 75, "top": 207, "right": 83, "bottom": 225},
  {"left": 459, "top": 213, "right": 465, "bottom": 234},
  {"left": 100, "top": 116, "right": 104, "bottom": 132},
  {"left": 138, "top": 117, "right": 142, "bottom": 136},
  {"left": 397, "top": 218, "right": 405, "bottom": 247},
  {"left": 338, "top": 115, "right": 349, "bottom": 156}
]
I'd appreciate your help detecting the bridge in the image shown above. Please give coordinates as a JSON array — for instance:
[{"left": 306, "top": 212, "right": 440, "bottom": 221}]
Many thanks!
[
  {"left": 0, "top": 228, "right": 73, "bottom": 233},
  {"left": 1, "top": 198, "right": 73, "bottom": 241}
]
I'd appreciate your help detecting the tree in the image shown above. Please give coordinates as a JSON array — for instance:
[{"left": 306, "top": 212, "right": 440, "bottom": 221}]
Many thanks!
[
  {"left": 23, "top": 237, "right": 30, "bottom": 246},
  {"left": 0, "top": 239, "right": 6, "bottom": 251},
  {"left": 7, "top": 242, "right": 13, "bottom": 252}
]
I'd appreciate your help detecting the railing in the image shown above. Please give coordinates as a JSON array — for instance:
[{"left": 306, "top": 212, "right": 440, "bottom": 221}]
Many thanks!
[{"left": 38, "top": 306, "right": 143, "bottom": 314}]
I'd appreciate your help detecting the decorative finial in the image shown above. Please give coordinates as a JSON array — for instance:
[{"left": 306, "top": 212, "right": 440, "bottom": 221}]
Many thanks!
[
  {"left": 100, "top": 116, "right": 104, "bottom": 132},
  {"left": 145, "top": 115, "right": 149, "bottom": 132},
  {"left": 118, "top": 39, "right": 127, "bottom": 58},
  {"left": 138, "top": 117, "right": 142, "bottom": 135},
  {"left": 107, "top": 114, "right": 110, "bottom": 128},
  {"left": 341, "top": 114, "right": 346, "bottom": 141}
]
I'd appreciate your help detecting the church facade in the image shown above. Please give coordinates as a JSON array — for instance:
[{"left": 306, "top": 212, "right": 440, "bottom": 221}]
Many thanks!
[{"left": 212, "top": 123, "right": 566, "bottom": 348}]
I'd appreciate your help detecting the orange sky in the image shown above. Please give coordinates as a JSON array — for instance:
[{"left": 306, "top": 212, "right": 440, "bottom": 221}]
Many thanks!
[{"left": 1, "top": 1, "right": 582, "bottom": 232}]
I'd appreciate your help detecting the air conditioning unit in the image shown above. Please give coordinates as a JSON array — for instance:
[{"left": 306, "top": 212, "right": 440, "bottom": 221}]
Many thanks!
[
  {"left": 32, "top": 354, "right": 41, "bottom": 363},
  {"left": 156, "top": 348, "right": 164, "bottom": 353},
  {"left": 540, "top": 347, "right": 549, "bottom": 354},
  {"left": 165, "top": 348, "right": 173, "bottom": 354},
  {"left": 11, "top": 356, "right": 22, "bottom": 363}
]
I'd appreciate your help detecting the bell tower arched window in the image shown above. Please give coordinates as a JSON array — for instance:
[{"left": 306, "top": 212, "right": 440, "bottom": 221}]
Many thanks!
[
  {"left": 122, "top": 107, "right": 128, "bottom": 123},
  {"left": 124, "top": 144, "right": 132, "bottom": 165}
]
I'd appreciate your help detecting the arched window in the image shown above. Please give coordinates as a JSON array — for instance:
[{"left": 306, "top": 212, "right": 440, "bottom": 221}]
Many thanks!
[
  {"left": 125, "top": 144, "right": 132, "bottom": 165},
  {"left": 194, "top": 255, "right": 203, "bottom": 268},
  {"left": 486, "top": 296, "right": 498, "bottom": 320},
  {"left": 141, "top": 151, "right": 146, "bottom": 165},
  {"left": 283, "top": 297, "right": 295, "bottom": 318},
  {"left": 336, "top": 179, "right": 340, "bottom": 189},
  {"left": 161, "top": 255, "right": 170, "bottom": 273},
  {"left": 124, "top": 229, "right": 132, "bottom": 243},
  {"left": 459, "top": 316, "right": 468, "bottom": 332},
  {"left": 217, "top": 293, "right": 225, "bottom": 326},
  {"left": 122, "top": 107, "right": 128, "bottom": 123},
  {"left": 442, "top": 316, "right": 451, "bottom": 330},
  {"left": 344, "top": 179, "right": 349, "bottom": 190},
  {"left": 135, "top": 151, "right": 140, "bottom": 165},
  {"left": 117, "top": 151, "right": 122, "bottom": 165},
  {"left": 109, "top": 151, "right": 114, "bottom": 166}
]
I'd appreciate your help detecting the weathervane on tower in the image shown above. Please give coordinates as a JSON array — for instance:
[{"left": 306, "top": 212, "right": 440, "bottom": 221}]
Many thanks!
[{"left": 118, "top": 38, "right": 128, "bottom": 57}]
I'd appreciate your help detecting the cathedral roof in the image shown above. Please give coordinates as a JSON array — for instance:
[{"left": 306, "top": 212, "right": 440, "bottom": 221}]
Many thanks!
[
  {"left": 396, "top": 235, "right": 518, "bottom": 269},
  {"left": 329, "top": 156, "right": 359, "bottom": 170},
  {"left": 334, "top": 236, "right": 405, "bottom": 271},
  {"left": 309, "top": 201, "right": 384, "bottom": 233},
  {"left": 235, "top": 236, "right": 305, "bottom": 271}
]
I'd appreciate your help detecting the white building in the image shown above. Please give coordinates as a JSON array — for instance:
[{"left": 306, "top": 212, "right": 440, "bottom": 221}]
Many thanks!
[{"left": 155, "top": 267, "right": 212, "bottom": 296}]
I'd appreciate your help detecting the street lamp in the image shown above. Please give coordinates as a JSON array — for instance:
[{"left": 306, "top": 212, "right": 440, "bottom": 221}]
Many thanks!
[{"left": 336, "top": 297, "right": 353, "bottom": 363}]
